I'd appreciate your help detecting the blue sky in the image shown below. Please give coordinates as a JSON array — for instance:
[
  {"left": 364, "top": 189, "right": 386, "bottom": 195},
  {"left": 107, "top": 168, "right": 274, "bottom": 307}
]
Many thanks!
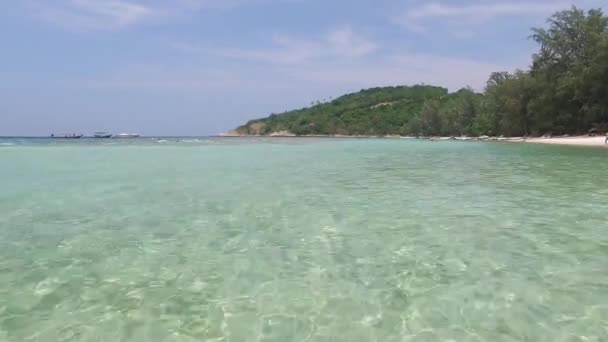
[{"left": 1, "top": 0, "right": 605, "bottom": 136}]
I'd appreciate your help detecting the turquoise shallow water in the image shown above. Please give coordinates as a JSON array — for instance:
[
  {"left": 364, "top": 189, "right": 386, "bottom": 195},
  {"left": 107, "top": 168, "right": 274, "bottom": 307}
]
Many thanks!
[{"left": 1, "top": 137, "right": 608, "bottom": 341}]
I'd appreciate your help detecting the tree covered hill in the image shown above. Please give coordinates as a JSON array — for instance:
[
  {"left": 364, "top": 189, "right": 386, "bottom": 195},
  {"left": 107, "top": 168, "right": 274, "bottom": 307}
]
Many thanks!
[
  {"left": 236, "top": 7, "right": 608, "bottom": 137},
  {"left": 236, "top": 85, "right": 458, "bottom": 136}
]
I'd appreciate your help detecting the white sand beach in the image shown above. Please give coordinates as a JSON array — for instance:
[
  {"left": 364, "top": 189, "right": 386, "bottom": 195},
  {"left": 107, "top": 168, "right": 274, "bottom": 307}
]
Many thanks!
[{"left": 524, "top": 136, "right": 607, "bottom": 147}]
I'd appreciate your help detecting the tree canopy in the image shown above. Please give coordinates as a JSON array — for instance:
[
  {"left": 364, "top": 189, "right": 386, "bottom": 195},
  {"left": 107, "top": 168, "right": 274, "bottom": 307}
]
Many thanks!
[{"left": 236, "top": 7, "right": 608, "bottom": 137}]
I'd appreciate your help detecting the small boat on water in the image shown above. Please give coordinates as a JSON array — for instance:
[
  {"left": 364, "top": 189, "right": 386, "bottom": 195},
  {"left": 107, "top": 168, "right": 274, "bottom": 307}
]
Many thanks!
[
  {"left": 93, "top": 132, "right": 113, "bottom": 138},
  {"left": 113, "top": 133, "right": 141, "bottom": 138},
  {"left": 51, "top": 133, "right": 83, "bottom": 139}
]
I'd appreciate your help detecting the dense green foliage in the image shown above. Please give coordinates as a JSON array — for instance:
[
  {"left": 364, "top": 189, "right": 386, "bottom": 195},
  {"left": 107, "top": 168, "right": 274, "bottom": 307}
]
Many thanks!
[{"left": 237, "top": 7, "right": 608, "bottom": 137}]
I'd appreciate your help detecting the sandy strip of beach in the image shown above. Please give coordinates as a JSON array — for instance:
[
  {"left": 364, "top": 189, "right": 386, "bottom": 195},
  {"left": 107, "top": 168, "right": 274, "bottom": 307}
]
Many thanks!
[{"left": 524, "top": 136, "right": 607, "bottom": 147}]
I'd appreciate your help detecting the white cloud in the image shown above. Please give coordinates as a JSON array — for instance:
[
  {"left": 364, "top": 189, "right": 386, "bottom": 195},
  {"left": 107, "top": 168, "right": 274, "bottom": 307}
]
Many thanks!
[
  {"left": 277, "top": 53, "right": 513, "bottom": 92},
  {"left": 109, "top": 39, "right": 517, "bottom": 95},
  {"left": 396, "top": 1, "right": 572, "bottom": 35},
  {"left": 211, "top": 27, "right": 378, "bottom": 64},
  {"left": 30, "top": 0, "right": 301, "bottom": 30},
  {"left": 162, "top": 24, "right": 523, "bottom": 94},
  {"left": 406, "top": 2, "right": 570, "bottom": 20},
  {"left": 35, "top": 0, "right": 156, "bottom": 30}
]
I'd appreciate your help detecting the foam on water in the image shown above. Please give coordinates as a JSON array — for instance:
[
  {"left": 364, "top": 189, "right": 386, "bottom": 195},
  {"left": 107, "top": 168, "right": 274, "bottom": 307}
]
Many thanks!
[{"left": 1, "top": 138, "right": 608, "bottom": 341}]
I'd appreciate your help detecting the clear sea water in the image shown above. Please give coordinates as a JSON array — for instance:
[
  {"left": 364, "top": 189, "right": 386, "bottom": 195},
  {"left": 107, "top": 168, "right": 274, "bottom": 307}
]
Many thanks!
[{"left": 1, "top": 137, "right": 607, "bottom": 341}]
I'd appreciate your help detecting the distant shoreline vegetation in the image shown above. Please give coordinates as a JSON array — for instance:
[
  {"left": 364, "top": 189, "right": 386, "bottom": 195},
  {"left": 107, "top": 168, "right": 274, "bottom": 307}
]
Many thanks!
[{"left": 235, "top": 7, "right": 608, "bottom": 138}]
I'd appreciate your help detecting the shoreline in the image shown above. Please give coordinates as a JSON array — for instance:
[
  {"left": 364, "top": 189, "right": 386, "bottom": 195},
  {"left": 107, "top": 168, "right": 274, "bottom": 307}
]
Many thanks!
[
  {"left": 221, "top": 133, "right": 608, "bottom": 147},
  {"left": 522, "top": 136, "right": 607, "bottom": 147},
  {"left": 220, "top": 133, "right": 521, "bottom": 141},
  {"left": 3, "top": 134, "right": 606, "bottom": 147}
]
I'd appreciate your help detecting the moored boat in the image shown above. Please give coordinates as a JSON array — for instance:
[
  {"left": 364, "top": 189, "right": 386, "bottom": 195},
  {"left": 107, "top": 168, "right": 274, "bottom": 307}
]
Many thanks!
[
  {"left": 93, "top": 132, "right": 113, "bottom": 138},
  {"left": 113, "top": 133, "right": 141, "bottom": 138},
  {"left": 51, "top": 134, "right": 83, "bottom": 139}
]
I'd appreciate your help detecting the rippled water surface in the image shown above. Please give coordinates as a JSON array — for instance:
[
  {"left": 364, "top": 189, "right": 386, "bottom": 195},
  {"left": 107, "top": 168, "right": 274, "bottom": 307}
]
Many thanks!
[{"left": 1, "top": 137, "right": 608, "bottom": 341}]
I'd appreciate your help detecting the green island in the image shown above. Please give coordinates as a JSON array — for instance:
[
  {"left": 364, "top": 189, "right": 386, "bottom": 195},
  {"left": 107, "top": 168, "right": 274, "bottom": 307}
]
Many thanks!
[{"left": 235, "top": 7, "right": 608, "bottom": 138}]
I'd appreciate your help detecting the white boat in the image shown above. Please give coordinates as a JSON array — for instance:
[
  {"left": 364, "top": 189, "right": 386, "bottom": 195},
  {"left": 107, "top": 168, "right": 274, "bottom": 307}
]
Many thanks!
[{"left": 113, "top": 133, "right": 140, "bottom": 138}]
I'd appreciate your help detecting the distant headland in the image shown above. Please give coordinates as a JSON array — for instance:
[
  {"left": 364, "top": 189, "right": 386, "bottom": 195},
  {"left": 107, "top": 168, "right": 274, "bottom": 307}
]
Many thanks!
[{"left": 233, "top": 7, "right": 608, "bottom": 145}]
